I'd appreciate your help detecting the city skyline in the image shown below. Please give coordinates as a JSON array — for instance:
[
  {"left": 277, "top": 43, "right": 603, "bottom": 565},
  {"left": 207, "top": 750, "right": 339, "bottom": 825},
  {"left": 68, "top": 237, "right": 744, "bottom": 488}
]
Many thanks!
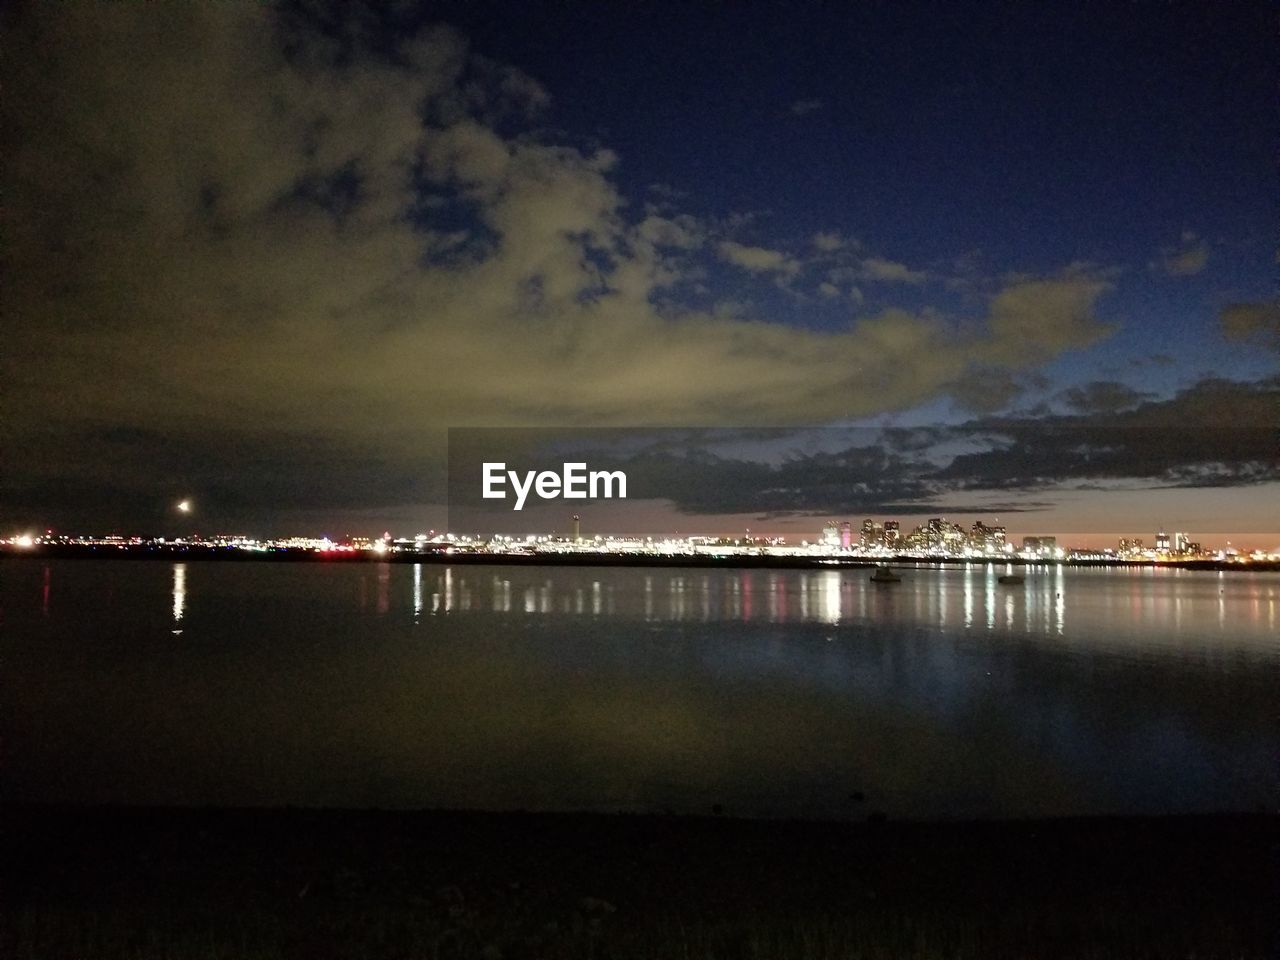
[{"left": 7, "top": 512, "right": 1277, "bottom": 563}]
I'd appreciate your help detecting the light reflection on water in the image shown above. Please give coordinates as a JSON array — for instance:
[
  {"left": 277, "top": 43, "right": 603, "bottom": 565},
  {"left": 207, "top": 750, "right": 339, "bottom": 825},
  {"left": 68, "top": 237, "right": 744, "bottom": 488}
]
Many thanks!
[
  {"left": 171, "top": 563, "right": 186, "bottom": 625},
  {"left": 392, "top": 562, "right": 1274, "bottom": 653},
  {"left": 2, "top": 559, "right": 1277, "bottom": 820}
]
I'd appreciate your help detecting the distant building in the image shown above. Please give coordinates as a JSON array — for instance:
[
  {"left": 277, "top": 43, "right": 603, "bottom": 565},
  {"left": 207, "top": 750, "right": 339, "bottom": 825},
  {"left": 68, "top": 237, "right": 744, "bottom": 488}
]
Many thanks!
[
  {"left": 925, "top": 517, "right": 946, "bottom": 550},
  {"left": 1069, "top": 547, "right": 1116, "bottom": 560},
  {"left": 970, "top": 520, "right": 1006, "bottom": 553},
  {"left": 1022, "top": 536, "right": 1058, "bottom": 558},
  {"left": 883, "top": 520, "right": 900, "bottom": 546},
  {"left": 571, "top": 515, "right": 581, "bottom": 542},
  {"left": 821, "top": 522, "right": 841, "bottom": 548},
  {"left": 1119, "top": 537, "right": 1144, "bottom": 555},
  {"left": 839, "top": 521, "right": 853, "bottom": 550},
  {"left": 1155, "top": 529, "right": 1170, "bottom": 551},
  {"left": 860, "top": 518, "right": 882, "bottom": 548},
  {"left": 1173, "top": 531, "right": 1190, "bottom": 554},
  {"left": 911, "top": 517, "right": 966, "bottom": 553}
]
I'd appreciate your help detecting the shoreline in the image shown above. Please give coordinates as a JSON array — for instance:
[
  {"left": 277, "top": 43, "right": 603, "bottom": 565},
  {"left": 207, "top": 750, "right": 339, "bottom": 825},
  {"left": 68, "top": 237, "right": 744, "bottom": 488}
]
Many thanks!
[{"left": 4, "top": 543, "right": 1277, "bottom": 572}]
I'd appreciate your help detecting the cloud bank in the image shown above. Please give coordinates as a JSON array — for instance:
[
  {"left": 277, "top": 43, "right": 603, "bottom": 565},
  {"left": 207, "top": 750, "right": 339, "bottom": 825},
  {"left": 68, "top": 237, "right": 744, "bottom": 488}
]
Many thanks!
[{"left": 478, "top": 377, "right": 1280, "bottom": 520}]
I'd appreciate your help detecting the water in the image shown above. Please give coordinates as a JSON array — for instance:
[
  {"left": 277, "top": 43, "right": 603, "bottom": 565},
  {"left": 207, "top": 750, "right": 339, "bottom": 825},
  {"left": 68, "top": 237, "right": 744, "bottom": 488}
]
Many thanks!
[{"left": 2, "top": 558, "right": 1276, "bottom": 820}]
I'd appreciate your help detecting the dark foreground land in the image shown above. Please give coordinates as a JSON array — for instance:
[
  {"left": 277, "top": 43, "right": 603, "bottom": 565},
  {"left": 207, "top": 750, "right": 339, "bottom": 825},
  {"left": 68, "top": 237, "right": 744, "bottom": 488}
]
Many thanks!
[{"left": 2, "top": 807, "right": 1276, "bottom": 959}]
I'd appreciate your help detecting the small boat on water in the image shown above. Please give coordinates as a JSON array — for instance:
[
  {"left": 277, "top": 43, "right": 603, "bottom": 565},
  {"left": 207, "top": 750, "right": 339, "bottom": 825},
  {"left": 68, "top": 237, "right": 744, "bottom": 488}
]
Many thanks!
[
  {"left": 997, "top": 573, "right": 1025, "bottom": 585},
  {"left": 870, "top": 566, "right": 901, "bottom": 583}
]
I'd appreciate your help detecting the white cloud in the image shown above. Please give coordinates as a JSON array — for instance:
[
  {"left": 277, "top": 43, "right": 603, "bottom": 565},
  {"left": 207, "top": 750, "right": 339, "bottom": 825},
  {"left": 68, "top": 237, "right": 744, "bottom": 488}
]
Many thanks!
[
  {"left": 1155, "top": 230, "right": 1209, "bottom": 276},
  {"left": 1221, "top": 301, "right": 1279, "bottom": 351},
  {"left": 716, "top": 241, "right": 801, "bottom": 278},
  {"left": 857, "top": 257, "right": 929, "bottom": 284},
  {"left": 637, "top": 214, "right": 704, "bottom": 250}
]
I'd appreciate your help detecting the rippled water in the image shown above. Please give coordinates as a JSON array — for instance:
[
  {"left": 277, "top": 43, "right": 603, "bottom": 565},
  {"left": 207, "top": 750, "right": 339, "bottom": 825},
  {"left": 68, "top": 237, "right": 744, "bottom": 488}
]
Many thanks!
[{"left": 2, "top": 558, "right": 1276, "bottom": 819}]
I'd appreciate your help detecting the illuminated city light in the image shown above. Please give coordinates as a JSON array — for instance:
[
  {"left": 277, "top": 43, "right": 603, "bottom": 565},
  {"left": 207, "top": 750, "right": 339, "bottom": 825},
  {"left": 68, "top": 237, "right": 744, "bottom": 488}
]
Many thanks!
[{"left": 2, "top": 520, "right": 1277, "bottom": 565}]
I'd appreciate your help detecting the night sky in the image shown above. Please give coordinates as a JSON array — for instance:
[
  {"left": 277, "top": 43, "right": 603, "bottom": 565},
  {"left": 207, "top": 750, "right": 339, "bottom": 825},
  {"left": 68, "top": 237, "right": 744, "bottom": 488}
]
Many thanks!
[{"left": 3, "top": 1, "right": 1276, "bottom": 546}]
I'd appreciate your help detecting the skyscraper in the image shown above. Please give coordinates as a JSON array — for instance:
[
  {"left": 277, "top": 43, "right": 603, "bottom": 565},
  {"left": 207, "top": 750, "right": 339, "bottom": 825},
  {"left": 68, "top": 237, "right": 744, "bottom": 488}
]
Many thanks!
[{"left": 970, "top": 521, "right": 1007, "bottom": 553}]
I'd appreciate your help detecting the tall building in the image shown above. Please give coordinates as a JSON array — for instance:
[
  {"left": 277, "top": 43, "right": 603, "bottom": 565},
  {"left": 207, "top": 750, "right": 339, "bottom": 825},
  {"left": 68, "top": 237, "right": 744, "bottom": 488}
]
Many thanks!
[
  {"left": 883, "top": 520, "right": 900, "bottom": 547},
  {"left": 1173, "top": 531, "right": 1190, "bottom": 554},
  {"left": 860, "top": 518, "right": 883, "bottom": 548},
  {"left": 821, "top": 522, "right": 841, "bottom": 548},
  {"left": 970, "top": 520, "right": 1006, "bottom": 553},
  {"left": 571, "top": 515, "right": 581, "bottom": 542},
  {"left": 1022, "top": 536, "right": 1058, "bottom": 558},
  {"left": 839, "top": 521, "right": 853, "bottom": 550},
  {"left": 1119, "top": 537, "right": 1144, "bottom": 556},
  {"left": 915, "top": 517, "right": 966, "bottom": 553}
]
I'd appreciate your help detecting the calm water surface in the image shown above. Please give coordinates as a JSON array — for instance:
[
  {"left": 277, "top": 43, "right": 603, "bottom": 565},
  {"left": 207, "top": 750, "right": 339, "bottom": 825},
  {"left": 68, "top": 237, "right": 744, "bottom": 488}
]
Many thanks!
[{"left": 2, "top": 559, "right": 1276, "bottom": 819}]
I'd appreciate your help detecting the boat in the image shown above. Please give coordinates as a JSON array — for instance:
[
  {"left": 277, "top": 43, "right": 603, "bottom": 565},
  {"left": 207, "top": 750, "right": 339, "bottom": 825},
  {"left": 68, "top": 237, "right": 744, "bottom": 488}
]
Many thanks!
[
  {"left": 997, "top": 573, "right": 1025, "bottom": 585},
  {"left": 870, "top": 566, "right": 901, "bottom": 583}
]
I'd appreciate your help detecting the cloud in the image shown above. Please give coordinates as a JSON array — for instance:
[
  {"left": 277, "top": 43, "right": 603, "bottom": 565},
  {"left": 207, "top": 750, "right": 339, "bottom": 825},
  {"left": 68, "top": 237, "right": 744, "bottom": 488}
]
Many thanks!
[
  {"left": 465, "top": 374, "right": 1280, "bottom": 519},
  {"left": 1165, "top": 248, "right": 1209, "bottom": 276},
  {"left": 646, "top": 182, "right": 688, "bottom": 201},
  {"left": 1127, "top": 353, "right": 1176, "bottom": 369},
  {"left": 1220, "top": 300, "right": 1280, "bottom": 351},
  {"left": 819, "top": 268, "right": 865, "bottom": 303},
  {"left": 933, "top": 376, "right": 1280, "bottom": 492},
  {"left": 0, "top": 2, "right": 1120, "bottom": 529},
  {"left": 948, "top": 368, "right": 1028, "bottom": 414},
  {"left": 522, "top": 377, "right": 1280, "bottom": 518},
  {"left": 856, "top": 257, "right": 929, "bottom": 284},
  {"left": 811, "top": 231, "right": 844, "bottom": 252},
  {"left": 716, "top": 241, "right": 801, "bottom": 277},
  {"left": 976, "top": 271, "right": 1116, "bottom": 365},
  {"left": 1058, "top": 381, "right": 1154, "bottom": 414},
  {"left": 1155, "top": 230, "right": 1210, "bottom": 276},
  {"left": 789, "top": 98, "right": 823, "bottom": 115},
  {"left": 637, "top": 214, "right": 704, "bottom": 250}
]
